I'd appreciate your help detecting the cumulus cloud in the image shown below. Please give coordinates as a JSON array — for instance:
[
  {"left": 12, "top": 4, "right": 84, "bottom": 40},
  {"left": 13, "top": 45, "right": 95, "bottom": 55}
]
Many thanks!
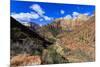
[
  {"left": 11, "top": 4, "right": 54, "bottom": 23},
  {"left": 72, "top": 12, "right": 89, "bottom": 16},
  {"left": 39, "top": 18, "right": 43, "bottom": 21},
  {"left": 72, "top": 12, "right": 89, "bottom": 19},
  {"left": 11, "top": 12, "right": 39, "bottom": 22},
  {"left": 83, "top": 13, "right": 89, "bottom": 16},
  {"left": 43, "top": 16, "right": 53, "bottom": 21},
  {"left": 72, "top": 12, "right": 80, "bottom": 17},
  {"left": 30, "top": 4, "right": 45, "bottom": 16},
  {"left": 60, "top": 10, "right": 65, "bottom": 14},
  {"left": 30, "top": 4, "right": 53, "bottom": 21},
  {"left": 64, "top": 15, "right": 72, "bottom": 19},
  {"left": 60, "top": 12, "right": 90, "bottom": 20}
]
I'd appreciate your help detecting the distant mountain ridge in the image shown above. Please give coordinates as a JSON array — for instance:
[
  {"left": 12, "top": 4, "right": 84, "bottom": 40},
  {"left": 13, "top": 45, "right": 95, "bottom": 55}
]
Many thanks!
[
  {"left": 21, "top": 22, "right": 40, "bottom": 31},
  {"left": 40, "top": 14, "right": 94, "bottom": 37}
]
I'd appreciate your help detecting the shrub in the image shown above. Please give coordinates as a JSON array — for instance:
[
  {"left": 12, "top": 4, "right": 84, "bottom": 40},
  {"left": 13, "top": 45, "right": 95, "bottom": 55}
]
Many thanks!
[{"left": 42, "top": 45, "right": 69, "bottom": 64}]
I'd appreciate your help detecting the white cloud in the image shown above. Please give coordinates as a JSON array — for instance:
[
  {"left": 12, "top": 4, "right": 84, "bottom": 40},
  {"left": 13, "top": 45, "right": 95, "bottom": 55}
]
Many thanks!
[
  {"left": 83, "top": 13, "right": 89, "bottom": 16},
  {"left": 62, "top": 12, "right": 90, "bottom": 20},
  {"left": 30, "top": 4, "right": 45, "bottom": 16},
  {"left": 20, "top": 22, "right": 28, "bottom": 24},
  {"left": 43, "top": 16, "right": 53, "bottom": 21},
  {"left": 30, "top": 4, "right": 53, "bottom": 21},
  {"left": 72, "top": 12, "right": 89, "bottom": 17},
  {"left": 39, "top": 18, "right": 43, "bottom": 21},
  {"left": 11, "top": 12, "right": 39, "bottom": 22},
  {"left": 64, "top": 15, "right": 72, "bottom": 19},
  {"left": 72, "top": 12, "right": 80, "bottom": 17},
  {"left": 60, "top": 10, "right": 65, "bottom": 14}
]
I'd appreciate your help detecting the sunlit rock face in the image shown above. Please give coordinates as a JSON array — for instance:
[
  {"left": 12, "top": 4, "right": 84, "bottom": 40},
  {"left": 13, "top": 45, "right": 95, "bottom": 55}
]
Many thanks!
[
  {"left": 46, "top": 14, "right": 90, "bottom": 34},
  {"left": 11, "top": 54, "right": 41, "bottom": 66}
]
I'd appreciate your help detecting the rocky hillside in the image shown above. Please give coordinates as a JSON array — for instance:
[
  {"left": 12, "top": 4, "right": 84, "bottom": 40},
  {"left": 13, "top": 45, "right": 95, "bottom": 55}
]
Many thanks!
[
  {"left": 40, "top": 14, "right": 95, "bottom": 63},
  {"left": 56, "top": 15, "right": 95, "bottom": 62},
  {"left": 41, "top": 14, "right": 92, "bottom": 37},
  {"left": 10, "top": 13, "right": 95, "bottom": 66},
  {"left": 11, "top": 17, "right": 53, "bottom": 58},
  {"left": 22, "top": 22, "right": 40, "bottom": 32}
]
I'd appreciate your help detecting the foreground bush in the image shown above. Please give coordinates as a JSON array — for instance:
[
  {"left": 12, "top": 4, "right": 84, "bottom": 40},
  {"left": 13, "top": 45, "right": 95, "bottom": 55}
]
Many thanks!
[{"left": 42, "top": 44, "right": 69, "bottom": 64}]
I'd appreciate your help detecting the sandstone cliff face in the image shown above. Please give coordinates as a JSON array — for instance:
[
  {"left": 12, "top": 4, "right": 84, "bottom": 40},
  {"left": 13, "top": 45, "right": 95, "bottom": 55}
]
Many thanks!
[
  {"left": 43, "top": 14, "right": 92, "bottom": 37},
  {"left": 55, "top": 15, "right": 95, "bottom": 62}
]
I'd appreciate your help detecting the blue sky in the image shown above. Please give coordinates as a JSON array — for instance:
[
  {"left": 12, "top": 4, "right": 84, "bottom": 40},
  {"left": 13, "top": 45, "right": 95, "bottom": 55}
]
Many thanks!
[{"left": 11, "top": 0, "right": 95, "bottom": 26}]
